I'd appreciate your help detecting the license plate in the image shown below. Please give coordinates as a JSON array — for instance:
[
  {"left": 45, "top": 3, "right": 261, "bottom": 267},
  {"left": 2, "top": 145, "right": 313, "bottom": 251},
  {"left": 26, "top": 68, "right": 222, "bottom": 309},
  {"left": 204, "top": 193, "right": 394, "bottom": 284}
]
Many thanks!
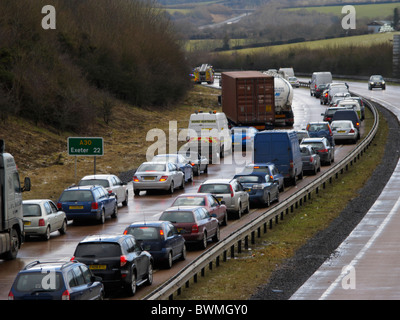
[
  {"left": 338, "top": 130, "right": 345, "bottom": 133},
  {"left": 245, "top": 188, "right": 251, "bottom": 192},
  {"left": 69, "top": 205, "right": 83, "bottom": 209},
  {"left": 143, "top": 176, "right": 155, "bottom": 181},
  {"left": 24, "top": 221, "right": 31, "bottom": 226},
  {"left": 216, "top": 197, "right": 223, "bottom": 202},
  {"left": 89, "top": 265, "right": 106, "bottom": 270}
]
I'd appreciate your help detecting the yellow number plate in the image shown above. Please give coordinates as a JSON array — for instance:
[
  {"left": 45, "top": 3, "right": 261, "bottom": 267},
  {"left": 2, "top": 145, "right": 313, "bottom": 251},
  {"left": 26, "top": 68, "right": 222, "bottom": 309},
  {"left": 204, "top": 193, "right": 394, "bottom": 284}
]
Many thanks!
[
  {"left": 24, "top": 221, "right": 31, "bottom": 226},
  {"left": 89, "top": 265, "right": 106, "bottom": 270},
  {"left": 69, "top": 205, "right": 83, "bottom": 209}
]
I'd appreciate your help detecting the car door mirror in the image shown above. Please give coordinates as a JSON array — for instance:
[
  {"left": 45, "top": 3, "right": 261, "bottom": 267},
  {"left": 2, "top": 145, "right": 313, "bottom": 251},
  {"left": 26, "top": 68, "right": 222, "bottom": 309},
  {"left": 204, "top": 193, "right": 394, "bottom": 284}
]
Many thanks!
[{"left": 91, "top": 275, "right": 102, "bottom": 282}]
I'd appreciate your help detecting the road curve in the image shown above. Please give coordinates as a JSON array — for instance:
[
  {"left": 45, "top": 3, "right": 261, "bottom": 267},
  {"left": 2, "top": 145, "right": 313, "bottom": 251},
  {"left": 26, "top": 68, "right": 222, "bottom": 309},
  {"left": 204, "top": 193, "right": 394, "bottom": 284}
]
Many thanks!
[{"left": 291, "top": 80, "right": 400, "bottom": 300}]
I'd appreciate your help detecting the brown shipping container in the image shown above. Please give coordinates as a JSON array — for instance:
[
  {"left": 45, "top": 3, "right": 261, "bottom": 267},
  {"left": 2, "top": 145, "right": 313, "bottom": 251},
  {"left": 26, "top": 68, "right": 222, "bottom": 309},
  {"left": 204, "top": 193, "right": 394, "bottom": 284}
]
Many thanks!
[{"left": 221, "top": 71, "right": 275, "bottom": 130}]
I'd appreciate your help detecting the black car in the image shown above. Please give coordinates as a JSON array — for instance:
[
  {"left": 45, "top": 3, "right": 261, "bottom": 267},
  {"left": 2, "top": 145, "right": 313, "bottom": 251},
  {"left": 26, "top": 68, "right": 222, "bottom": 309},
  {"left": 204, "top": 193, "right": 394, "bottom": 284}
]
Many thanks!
[
  {"left": 239, "top": 163, "right": 285, "bottom": 192},
  {"left": 72, "top": 234, "right": 153, "bottom": 296},
  {"left": 315, "top": 84, "right": 327, "bottom": 98},
  {"left": 9, "top": 260, "right": 104, "bottom": 300},
  {"left": 124, "top": 220, "right": 186, "bottom": 269},
  {"left": 368, "top": 75, "right": 386, "bottom": 90}
]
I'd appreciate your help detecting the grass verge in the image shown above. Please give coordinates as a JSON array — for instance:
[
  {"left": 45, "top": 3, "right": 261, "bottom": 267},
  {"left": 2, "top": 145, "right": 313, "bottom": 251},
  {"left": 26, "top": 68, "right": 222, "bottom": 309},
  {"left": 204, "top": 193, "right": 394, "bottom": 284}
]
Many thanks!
[{"left": 175, "top": 106, "right": 388, "bottom": 300}]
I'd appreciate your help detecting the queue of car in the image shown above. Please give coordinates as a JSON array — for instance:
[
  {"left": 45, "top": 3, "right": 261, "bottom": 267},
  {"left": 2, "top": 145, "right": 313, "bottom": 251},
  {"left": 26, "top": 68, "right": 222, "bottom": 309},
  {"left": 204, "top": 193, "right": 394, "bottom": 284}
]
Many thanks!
[{"left": 11, "top": 74, "right": 376, "bottom": 300}]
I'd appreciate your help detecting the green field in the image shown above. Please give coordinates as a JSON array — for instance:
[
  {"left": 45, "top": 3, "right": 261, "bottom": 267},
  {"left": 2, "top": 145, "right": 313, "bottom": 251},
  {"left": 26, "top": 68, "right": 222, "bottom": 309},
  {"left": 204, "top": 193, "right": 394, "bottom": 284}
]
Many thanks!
[
  {"left": 213, "top": 32, "right": 399, "bottom": 56},
  {"left": 285, "top": 2, "right": 400, "bottom": 19}
]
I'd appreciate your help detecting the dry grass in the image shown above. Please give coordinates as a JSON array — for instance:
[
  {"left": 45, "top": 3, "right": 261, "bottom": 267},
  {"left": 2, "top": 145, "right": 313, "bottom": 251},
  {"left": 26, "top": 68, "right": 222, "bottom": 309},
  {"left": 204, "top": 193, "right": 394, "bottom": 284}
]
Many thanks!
[{"left": 0, "top": 84, "right": 220, "bottom": 202}]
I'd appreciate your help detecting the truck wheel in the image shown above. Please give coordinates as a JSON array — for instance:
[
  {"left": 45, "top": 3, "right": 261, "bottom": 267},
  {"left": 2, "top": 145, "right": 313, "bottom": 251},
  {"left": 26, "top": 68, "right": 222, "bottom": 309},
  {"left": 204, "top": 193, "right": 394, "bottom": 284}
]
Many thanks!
[{"left": 3, "top": 228, "right": 20, "bottom": 260}]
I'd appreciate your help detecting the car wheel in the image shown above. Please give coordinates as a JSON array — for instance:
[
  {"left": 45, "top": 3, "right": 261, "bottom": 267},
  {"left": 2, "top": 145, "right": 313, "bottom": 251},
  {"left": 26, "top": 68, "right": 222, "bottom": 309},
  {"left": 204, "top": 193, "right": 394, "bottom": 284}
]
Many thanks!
[
  {"left": 212, "top": 225, "right": 220, "bottom": 242},
  {"left": 58, "top": 219, "right": 67, "bottom": 235},
  {"left": 236, "top": 203, "right": 242, "bottom": 219},
  {"left": 122, "top": 192, "right": 128, "bottom": 206},
  {"left": 1, "top": 228, "right": 20, "bottom": 260},
  {"left": 189, "top": 170, "right": 193, "bottom": 182},
  {"left": 169, "top": 181, "right": 174, "bottom": 194},
  {"left": 180, "top": 244, "right": 186, "bottom": 261},
  {"left": 111, "top": 203, "right": 118, "bottom": 218},
  {"left": 204, "top": 165, "right": 208, "bottom": 174},
  {"left": 134, "top": 189, "right": 140, "bottom": 196},
  {"left": 200, "top": 232, "right": 208, "bottom": 250},
  {"left": 146, "top": 263, "right": 153, "bottom": 285},
  {"left": 43, "top": 226, "right": 51, "bottom": 241},
  {"left": 125, "top": 270, "right": 137, "bottom": 296},
  {"left": 265, "top": 193, "right": 270, "bottom": 207},
  {"left": 180, "top": 177, "right": 185, "bottom": 190},
  {"left": 222, "top": 211, "right": 228, "bottom": 226},
  {"left": 165, "top": 251, "right": 173, "bottom": 269},
  {"left": 98, "top": 209, "right": 105, "bottom": 224}
]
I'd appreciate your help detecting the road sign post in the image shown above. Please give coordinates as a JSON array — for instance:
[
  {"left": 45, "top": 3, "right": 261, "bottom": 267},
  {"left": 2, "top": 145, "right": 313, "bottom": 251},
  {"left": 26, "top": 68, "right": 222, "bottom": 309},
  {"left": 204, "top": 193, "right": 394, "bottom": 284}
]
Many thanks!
[{"left": 67, "top": 137, "right": 104, "bottom": 178}]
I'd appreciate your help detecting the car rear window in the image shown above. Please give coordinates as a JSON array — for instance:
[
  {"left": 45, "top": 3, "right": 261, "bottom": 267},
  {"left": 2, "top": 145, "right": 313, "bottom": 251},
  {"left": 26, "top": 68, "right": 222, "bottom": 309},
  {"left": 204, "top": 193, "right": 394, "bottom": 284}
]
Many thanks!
[
  {"left": 332, "top": 122, "right": 351, "bottom": 129},
  {"left": 137, "top": 163, "right": 166, "bottom": 172},
  {"left": 74, "top": 243, "right": 122, "bottom": 258},
  {"left": 235, "top": 175, "right": 263, "bottom": 183},
  {"left": 23, "top": 204, "right": 41, "bottom": 217},
  {"left": 305, "top": 142, "right": 324, "bottom": 149},
  {"left": 14, "top": 272, "right": 63, "bottom": 292},
  {"left": 59, "top": 190, "right": 94, "bottom": 202},
  {"left": 160, "top": 211, "right": 195, "bottom": 223},
  {"left": 126, "top": 227, "right": 161, "bottom": 240},
  {"left": 173, "top": 196, "right": 206, "bottom": 206},
  {"left": 198, "top": 184, "right": 231, "bottom": 194},
  {"left": 78, "top": 179, "right": 110, "bottom": 188},
  {"left": 307, "top": 124, "right": 328, "bottom": 132}
]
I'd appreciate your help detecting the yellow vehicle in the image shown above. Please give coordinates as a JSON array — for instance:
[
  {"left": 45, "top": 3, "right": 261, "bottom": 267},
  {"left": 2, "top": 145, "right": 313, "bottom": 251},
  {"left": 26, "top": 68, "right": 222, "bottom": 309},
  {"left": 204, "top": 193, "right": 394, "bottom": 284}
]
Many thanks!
[{"left": 193, "top": 64, "right": 214, "bottom": 84}]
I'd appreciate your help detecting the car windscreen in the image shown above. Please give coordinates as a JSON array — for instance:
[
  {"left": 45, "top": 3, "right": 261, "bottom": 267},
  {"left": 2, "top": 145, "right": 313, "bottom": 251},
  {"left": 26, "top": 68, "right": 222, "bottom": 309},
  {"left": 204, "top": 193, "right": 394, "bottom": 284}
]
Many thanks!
[
  {"left": 74, "top": 243, "right": 122, "bottom": 258},
  {"left": 137, "top": 163, "right": 166, "bottom": 172},
  {"left": 14, "top": 272, "right": 63, "bottom": 292},
  {"left": 59, "top": 190, "right": 94, "bottom": 202},
  {"left": 160, "top": 211, "right": 195, "bottom": 223},
  {"left": 23, "top": 204, "right": 41, "bottom": 217},
  {"left": 78, "top": 179, "right": 110, "bottom": 188},
  {"left": 126, "top": 227, "right": 161, "bottom": 240},
  {"left": 198, "top": 184, "right": 231, "bottom": 194},
  {"left": 173, "top": 197, "right": 206, "bottom": 206}
]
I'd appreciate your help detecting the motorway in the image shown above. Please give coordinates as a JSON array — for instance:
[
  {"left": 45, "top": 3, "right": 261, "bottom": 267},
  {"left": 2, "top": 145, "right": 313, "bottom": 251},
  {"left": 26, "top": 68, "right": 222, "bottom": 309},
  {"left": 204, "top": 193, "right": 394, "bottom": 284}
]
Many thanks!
[
  {"left": 0, "top": 78, "right": 396, "bottom": 300},
  {"left": 291, "top": 80, "right": 400, "bottom": 300}
]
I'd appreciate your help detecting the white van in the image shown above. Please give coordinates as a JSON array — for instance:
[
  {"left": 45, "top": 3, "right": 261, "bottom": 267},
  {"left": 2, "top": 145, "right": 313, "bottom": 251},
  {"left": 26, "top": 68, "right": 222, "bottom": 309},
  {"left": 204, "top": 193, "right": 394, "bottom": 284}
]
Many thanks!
[
  {"left": 186, "top": 111, "right": 231, "bottom": 163},
  {"left": 310, "top": 72, "right": 332, "bottom": 96}
]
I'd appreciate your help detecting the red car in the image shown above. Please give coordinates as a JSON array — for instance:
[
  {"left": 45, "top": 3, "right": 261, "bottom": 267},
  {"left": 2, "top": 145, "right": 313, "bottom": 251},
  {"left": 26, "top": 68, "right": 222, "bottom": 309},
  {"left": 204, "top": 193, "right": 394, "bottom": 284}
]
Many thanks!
[
  {"left": 159, "top": 206, "right": 220, "bottom": 250},
  {"left": 171, "top": 193, "right": 228, "bottom": 226}
]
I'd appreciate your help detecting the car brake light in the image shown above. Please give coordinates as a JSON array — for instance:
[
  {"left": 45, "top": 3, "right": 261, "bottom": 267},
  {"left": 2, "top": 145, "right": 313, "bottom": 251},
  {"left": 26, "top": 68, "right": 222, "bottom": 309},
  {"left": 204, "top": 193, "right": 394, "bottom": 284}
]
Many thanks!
[
  {"left": 133, "top": 176, "right": 139, "bottom": 182},
  {"left": 290, "top": 160, "right": 294, "bottom": 168},
  {"left": 349, "top": 129, "right": 355, "bottom": 133},
  {"left": 108, "top": 190, "right": 112, "bottom": 194},
  {"left": 91, "top": 202, "right": 99, "bottom": 210},
  {"left": 159, "top": 176, "right": 168, "bottom": 182},
  {"left": 159, "top": 229, "right": 164, "bottom": 236},
  {"left": 8, "top": 291, "right": 14, "bottom": 300},
  {"left": 192, "top": 224, "right": 199, "bottom": 233},
  {"left": 70, "top": 256, "right": 75, "bottom": 261},
  {"left": 120, "top": 255, "right": 128, "bottom": 267},
  {"left": 62, "top": 290, "right": 70, "bottom": 300},
  {"left": 57, "top": 202, "right": 62, "bottom": 209},
  {"left": 318, "top": 148, "right": 328, "bottom": 153},
  {"left": 229, "top": 185, "right": 234, "bottom": 197},
  {"left": 356, "top": 122, "right": 360, "bottom": 127},
  {"left": 309, "top": 156, "right": 314, "bottom": 163},
  {"left": 38, "top": 219, "right": 45, "bottom": 227}
]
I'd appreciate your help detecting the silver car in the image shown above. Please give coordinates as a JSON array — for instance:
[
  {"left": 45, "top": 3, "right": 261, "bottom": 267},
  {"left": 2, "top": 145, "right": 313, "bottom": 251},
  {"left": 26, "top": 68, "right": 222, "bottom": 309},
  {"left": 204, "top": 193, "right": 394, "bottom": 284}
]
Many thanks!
[
  {"left": 78, "top": 174, "right": 128, "bottom": 206},
  {"left": 178, "top": 150, "right": 209, "bottom": 176},
  {"left": 22, "top": 200, "right": 67, "bottom": 240},
  {"left": 331, "top": 120, "right": 358, "bottom": 144},
  {"left": 197, "top": 179, "right": 250, "bottom": 219},
  {"left": 133, "top": 162, "right": 184, "bottom": 195}
]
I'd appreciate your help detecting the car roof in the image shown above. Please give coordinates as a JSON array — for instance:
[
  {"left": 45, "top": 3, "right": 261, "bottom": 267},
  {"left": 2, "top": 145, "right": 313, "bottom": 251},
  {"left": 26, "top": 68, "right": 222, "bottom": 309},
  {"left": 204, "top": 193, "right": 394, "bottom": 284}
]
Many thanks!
[
  {"left": 127, "top": 220, "right": 169, "bottom": 228},
  {"left": 201, "top": 179, "right": 233, "bottom": 184},
  {"left": 79, "top": 234, "right": 132, "bottom": 243},
  {"left": 234, "top": 172, "right": 268, "bottom": 177},
  {"left": 80, "top": 174, "right": 115, "bottom": 180},
  {"left": 246, "top": 162, "right": 273, "bottom": 166},
  {"left": 163, "top": 206, "right": 203, "bottom": 212},
  {"left": 302, "top": 137, "right": 326, "bottom": 142},
  {"left": 22, "top": 199, "right": 52, "bottom": 204},
  {"left": 174, "top": 193, "right": 209, "bottom": 198},
  {"left": 22, "top": 260, "right": 79, "bottom": 272},
  {"left": 64, "top": 185, "right": 98, "bottom": 191}
]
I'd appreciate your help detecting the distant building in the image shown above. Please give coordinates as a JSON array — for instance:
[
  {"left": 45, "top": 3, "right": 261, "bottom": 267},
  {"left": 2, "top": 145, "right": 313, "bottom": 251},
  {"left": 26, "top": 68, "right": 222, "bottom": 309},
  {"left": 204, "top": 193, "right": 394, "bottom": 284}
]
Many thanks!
[{"left": 368, "top": 20, "right": 393, "bottom": 33}]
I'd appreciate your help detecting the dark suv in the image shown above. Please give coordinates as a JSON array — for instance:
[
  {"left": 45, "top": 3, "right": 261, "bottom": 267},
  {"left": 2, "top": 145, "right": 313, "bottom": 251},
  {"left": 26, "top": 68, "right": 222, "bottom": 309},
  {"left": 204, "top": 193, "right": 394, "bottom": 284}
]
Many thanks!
[
  {"left": 72, "top": 234, "right": 153, "bottom": 296},
  {"left": 8, "top": 260, "right": 104, "bottom": 300},
  {"left": 57, "top": 185, "right": 117, "bottom": 224}
]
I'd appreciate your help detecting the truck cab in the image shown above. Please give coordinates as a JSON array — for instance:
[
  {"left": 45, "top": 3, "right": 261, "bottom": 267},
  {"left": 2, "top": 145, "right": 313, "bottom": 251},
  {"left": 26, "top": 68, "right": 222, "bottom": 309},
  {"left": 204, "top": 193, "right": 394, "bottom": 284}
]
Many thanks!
[{"left": 0, "top": 140, "right": 31, "bottom": 260}]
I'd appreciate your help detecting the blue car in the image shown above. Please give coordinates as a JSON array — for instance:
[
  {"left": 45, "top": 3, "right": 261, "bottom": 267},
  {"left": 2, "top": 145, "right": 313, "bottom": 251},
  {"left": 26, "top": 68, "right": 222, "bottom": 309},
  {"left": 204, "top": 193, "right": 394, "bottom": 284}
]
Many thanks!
[
  {"left": 8, "top": 260, "right": 104, "bottom": 300},
  {"left": 239, "top": 162, "right": 285, "bottom": 192},
  {"left": 231, "top": 126, "right": 258, "bottom": 150},
  {"left": 124, "top": 221, "right": 186, "bottom": 269},
  {"left": 57, "top": 185, "right": 117, "bottom": 224},
  {"left": 233, "top": 172, "right": 279, "bottom": 207}
]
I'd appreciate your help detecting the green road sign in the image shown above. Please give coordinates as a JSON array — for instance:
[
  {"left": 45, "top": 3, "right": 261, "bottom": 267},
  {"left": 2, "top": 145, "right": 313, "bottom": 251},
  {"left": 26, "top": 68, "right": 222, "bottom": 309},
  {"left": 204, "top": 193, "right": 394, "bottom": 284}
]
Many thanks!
[{"left": 68, "top": 137, "right": 104, "bottom": 156}]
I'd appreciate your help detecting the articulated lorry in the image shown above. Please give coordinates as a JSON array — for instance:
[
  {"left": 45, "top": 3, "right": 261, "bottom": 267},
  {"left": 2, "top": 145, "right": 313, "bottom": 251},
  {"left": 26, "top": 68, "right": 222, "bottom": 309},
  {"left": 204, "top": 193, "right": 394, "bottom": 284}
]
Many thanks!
[
  {"left": 220, "top": 71, "right": 276, "bottom": 130},
  {"left": 0, "top": 140, "right": 31, "bottom": 260}
]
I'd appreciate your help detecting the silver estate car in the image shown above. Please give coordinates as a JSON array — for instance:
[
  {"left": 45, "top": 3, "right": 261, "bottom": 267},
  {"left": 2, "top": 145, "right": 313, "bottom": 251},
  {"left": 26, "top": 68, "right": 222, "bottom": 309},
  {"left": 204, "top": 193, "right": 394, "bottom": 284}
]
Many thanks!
[
  {"left": 22, "top": 199, "right": 67, "bottom": 240},
  {"left": 133, "top": 162, "right": 184, "bottom": 195},
  {"left": 78, "top": 174, "right": 128, "bottom": 206},
  {"left": 197, "top": 179, "right": 250, "bottom": 219}
]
